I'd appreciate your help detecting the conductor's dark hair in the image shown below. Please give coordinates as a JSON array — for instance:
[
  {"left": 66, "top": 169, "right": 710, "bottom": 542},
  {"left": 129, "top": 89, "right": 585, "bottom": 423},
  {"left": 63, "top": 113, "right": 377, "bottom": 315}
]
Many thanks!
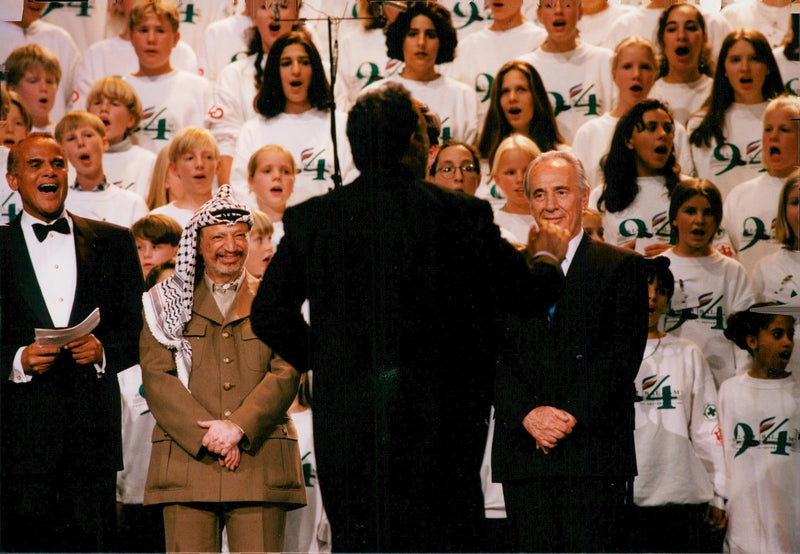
[
  {"left": 253, "top": 30, "right": 330, "bottom": 119},
  {"left": 346, "top": 82, "right": 420, "bottom": 171},
  {"left": 643, "top": 257, "right": 675, "bottom": 301},
  {"left": 385, "top": 2, "right": 458, "bottom": 64},
  {"left": 725, "top": 303, "right": 794, "bottom": 354}
]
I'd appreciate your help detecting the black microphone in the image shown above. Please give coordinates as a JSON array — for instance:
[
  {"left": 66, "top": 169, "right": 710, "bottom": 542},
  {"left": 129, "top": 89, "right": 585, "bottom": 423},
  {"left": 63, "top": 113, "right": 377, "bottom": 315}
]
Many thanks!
[{"left": 273, "top": 0, "right": 281, "bottom": 22}]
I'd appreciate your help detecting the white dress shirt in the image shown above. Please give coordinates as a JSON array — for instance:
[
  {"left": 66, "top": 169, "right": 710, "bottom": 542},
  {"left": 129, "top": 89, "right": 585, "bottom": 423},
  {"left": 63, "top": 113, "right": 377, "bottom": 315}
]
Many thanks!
[
  {"left": 10, "top": 211, "right": 104, "bottom": 382},
  {"left": 561, "top": 231, "right": 584, "bottom": 276}
]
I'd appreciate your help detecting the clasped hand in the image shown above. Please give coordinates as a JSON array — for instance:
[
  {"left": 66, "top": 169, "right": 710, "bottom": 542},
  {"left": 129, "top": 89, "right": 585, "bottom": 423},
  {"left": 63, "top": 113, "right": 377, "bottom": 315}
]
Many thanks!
[
  {"left": 198, "top": 419, "right": 244, "bottom": 470},
  {"left": 522, "top": 406, "right": 577, "bottom": 454}
]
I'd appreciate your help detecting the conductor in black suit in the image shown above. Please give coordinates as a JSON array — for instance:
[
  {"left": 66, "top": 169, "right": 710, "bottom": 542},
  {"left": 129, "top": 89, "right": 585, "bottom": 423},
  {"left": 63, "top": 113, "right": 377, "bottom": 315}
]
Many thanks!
[
  {"left": 493, "top": 150, "right": 648, "bottom": 552},
  {"left": 250, "top": 83, "right": 570, "bottom": 552},
  {"left": 0, "top": 133, "right": 144, "bottom": 552}
]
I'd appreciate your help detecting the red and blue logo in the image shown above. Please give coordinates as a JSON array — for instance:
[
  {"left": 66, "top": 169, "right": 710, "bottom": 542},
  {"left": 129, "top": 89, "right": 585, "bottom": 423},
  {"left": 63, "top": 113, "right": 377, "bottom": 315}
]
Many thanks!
[
  {"left": 300, "top": 147, "right": 315, "bottom": 164},
  {"left": 759, "top": 416, "right": 776, "bottom": 434}
]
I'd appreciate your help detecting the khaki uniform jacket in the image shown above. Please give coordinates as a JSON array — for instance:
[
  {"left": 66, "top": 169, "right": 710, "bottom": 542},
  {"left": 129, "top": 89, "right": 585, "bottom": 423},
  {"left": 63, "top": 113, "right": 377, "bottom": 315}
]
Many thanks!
[{"left": 140, "top": 272, "right": 306, "bottom": 507}]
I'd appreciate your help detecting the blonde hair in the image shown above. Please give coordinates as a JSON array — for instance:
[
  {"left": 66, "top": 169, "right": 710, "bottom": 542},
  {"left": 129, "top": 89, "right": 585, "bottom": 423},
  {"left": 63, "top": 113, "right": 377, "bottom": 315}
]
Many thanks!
[
  {"left": 6, "top": 89, "right": 33, "bottom": 132},
  {"left": 55, "top": 111, "right": 107, "bottom": 142},
  {"left": 129, "top": 0, "right": 180, "bottom": 33},
  {"left": 764, "top": 93, "right": 800, "bottom": 122},
  {"left": 0, "top": 86, "right": 8, "bottom": 120},
  {"left": 168, "top": 127, "right": 219, "bottom": 163},
  {"left": 147, "top": 144, "right": 172, "bottom": 209},
  {"left": 247, "top": 144, "right": 297, "bottom": 179},
  {"left": 612, "top": 35, "right": 659, "bottom": 71},
  {"left": 4, "top": 43, "right": 62, "bottom": 87},
  {"left": 250, "top": 209, "right": 275, "bottom": 237},
  {"left": 491, "top": 134, "right": 541, "bottom": 176},
  {"left": 775, "top": 170, "right": 800, "bottom": 247},
  {"left": 86, "top": 76, "right": 143, "bottom": 138}
]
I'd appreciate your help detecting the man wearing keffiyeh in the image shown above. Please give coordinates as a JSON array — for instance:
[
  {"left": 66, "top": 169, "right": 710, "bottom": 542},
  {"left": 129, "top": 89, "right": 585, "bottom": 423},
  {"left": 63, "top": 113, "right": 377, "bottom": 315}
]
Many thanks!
[{"left": 139, "top": 185, "right": 306, "bottom": 553}]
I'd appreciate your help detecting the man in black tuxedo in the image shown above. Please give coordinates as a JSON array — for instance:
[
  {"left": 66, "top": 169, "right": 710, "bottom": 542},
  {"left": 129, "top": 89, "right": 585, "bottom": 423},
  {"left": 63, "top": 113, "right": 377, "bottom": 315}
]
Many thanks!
[
  {"left": 493, "top": 151, "right": 648, "bottom": 552},
  {"left": 0, "top": 133, "right": 144, "bottom": 552},
  {"left": 251, "top": 83, "right": 569, "bottom": 552}
]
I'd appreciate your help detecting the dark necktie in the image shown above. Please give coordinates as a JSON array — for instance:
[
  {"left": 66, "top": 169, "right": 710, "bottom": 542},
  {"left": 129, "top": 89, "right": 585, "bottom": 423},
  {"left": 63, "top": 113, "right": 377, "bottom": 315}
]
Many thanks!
[{"left": 32, "top": 218, "right": 70, "bottom": 242}]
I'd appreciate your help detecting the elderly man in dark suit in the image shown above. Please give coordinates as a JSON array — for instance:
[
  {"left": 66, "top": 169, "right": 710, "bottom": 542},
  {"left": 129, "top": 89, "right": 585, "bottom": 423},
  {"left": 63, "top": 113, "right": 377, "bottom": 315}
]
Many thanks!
[
  {"left": 251, "top": 83, "right": 569, "bottom": 552},
  {"left": 493, "top": 150, "right": 649, "bottom": 552},
  {"left": 0, "top": 133, "right": 144, "bottom": 552}
]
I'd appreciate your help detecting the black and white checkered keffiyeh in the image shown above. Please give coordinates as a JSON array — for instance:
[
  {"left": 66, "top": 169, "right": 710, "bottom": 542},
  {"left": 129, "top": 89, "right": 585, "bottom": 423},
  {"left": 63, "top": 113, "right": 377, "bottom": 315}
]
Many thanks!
[{"left": 142, "top": 185, "right": 252, "bottom": 389}]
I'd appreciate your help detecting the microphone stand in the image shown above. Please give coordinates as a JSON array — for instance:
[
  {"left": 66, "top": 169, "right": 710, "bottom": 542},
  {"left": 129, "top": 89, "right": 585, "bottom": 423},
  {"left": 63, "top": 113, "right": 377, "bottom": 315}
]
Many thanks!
[{"left": 326, "top": 15, "right": 342, "bottom": 189}]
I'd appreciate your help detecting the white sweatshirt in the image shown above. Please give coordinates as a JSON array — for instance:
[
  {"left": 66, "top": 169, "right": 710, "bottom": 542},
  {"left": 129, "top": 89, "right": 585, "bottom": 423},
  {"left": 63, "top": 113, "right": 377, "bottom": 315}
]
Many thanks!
[
  {"left": 39, "top": 0, "right": 108, "bottom": 54},
  {"left": 65, "top": 182, "right": 149, "bottom": 228},
  {"left": 718, "top": 372, "right": 800, "bottom": 554},
  {"left": 362, "top": 74, "right": 479, "bottom": 144},
  {"left": 231, "top": 109, "right": 355, "bottom": 208},
  {"left": 720, "top": 0, "right": 792, "bottom": 48},
  {"left": 722, "top": 172, "right": 784, "bottom": 277},
  {"left": 446, "top": 22, "right": 546, "bottom": 125},
  {"left": 660, "top": 249, "right": 755, "bottom": 387},
  {"left": 0, "top": 19, "right": 81, "bottom": 125},
  {"left": 209, "top": 54, "right": 260, "bottom": 158},
  {"left": 517, "top": 42, "right": 616, "bottom": 144},
  {"left": 688, "top": 102, "right": 768, "bottom": 201},
  {"left": 74, "top": 35, "right": 199, "bottom": 110},
  {"left": 589, "top": 175, "right": 672, "bottom": 248},
  {"left": 633, "top": 334, "right": 725, "bottom": 507},
  {"left": 125, "top": 69, "right": 212, "bottom": 154},
  {"left": 334, "top": 26, "right": 404, "bottom": 112},
  {"left": 649, "top": 76, "right": 713, "bottom": 127},
  {"left": 104, "top": 138, "right": 157, "bottom": 200},
  {"left": 197, "top": 13, "right": 251, "bottom": 82}
]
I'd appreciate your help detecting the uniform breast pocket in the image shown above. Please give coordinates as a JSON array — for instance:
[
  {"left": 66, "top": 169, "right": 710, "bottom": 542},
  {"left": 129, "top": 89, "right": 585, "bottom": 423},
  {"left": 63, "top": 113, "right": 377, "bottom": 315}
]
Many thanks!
[
  {"left": 183, "top": 319, "right": 208, "bottom": 369},
  {"left": 240, "top": 321, "right": 269, "bottom": 373},
  {"left": 149, "top": 434, "right": 190, "bottom": 490}
]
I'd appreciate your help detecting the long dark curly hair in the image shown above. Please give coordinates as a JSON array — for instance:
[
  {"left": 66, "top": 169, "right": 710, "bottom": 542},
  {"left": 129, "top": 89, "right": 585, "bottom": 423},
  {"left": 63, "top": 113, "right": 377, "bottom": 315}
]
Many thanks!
[{"left": 600, "top": 99, "right": 680, "bottom": 213}]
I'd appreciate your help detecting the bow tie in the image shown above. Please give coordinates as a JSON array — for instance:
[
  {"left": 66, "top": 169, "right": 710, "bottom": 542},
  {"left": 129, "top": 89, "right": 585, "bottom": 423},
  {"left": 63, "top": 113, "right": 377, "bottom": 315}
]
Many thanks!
[{"left": 32, "top": 218, "right": 70, "bottom": 242}]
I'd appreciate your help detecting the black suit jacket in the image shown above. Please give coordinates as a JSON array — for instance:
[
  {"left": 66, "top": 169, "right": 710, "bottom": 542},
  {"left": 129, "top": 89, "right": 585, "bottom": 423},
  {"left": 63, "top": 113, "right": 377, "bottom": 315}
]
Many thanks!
[
  {"left": 493, "top": 233, "right": 648, "bottom": 481},
  {"left": 251, "top": 168, "right": 563, "bottom": 550},
  {"left": 0, "top": 213, "right": 144, "bottom": 476}
]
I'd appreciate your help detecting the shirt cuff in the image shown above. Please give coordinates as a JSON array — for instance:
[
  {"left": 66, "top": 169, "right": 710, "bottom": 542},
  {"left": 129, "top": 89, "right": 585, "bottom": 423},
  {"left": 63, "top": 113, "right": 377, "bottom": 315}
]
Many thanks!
[
  {"left": 533, "top": 250, "right": 561, "bottom": 264},
  {"left": 93, "top": 349, "right": 106, "bottom": 378},
  {"left": 709, "top": 494, "right": 726, "bottom": 510},
  {"left": 10, "top": 347, "right": 33, "bottom": 384}
]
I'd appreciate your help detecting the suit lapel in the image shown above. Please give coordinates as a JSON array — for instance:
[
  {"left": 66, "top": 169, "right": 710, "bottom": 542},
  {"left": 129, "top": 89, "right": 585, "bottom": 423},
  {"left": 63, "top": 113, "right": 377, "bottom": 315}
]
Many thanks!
[
  {"left": 551, "top": 233, "right": 590, "bottom": 333},
  {"left": 6, "top": 216, "right": 54, "bottom": 328},
  {"left": 69, "top": 213, "right": 99, "bottom": 326}
]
